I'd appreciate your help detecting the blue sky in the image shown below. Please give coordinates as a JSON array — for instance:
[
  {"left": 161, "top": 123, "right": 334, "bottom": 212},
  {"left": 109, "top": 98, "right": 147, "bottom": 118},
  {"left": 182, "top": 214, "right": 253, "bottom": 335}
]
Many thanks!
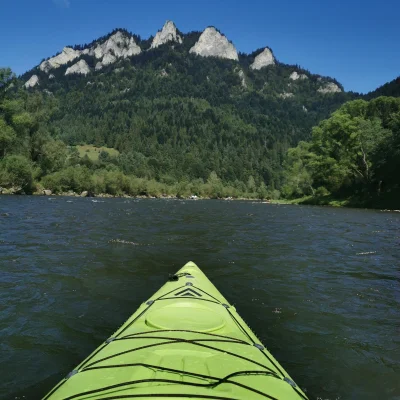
[{"left": 2, "top": 0, "right": 399, "bottom": 93}]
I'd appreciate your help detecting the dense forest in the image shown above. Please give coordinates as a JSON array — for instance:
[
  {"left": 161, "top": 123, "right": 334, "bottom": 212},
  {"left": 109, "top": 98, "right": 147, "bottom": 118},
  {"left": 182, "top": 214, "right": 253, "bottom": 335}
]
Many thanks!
[
  {"left": 366, "top": 76, "right": 400, "bottom": 99},
  {"left": 1, "top": 27, "right": 399, "bottom": 205}
]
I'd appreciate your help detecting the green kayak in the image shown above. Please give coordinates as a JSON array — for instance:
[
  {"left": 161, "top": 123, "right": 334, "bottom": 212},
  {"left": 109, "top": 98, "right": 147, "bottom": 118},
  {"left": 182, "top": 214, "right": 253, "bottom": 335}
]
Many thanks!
[{"left": 43, "top": 262, "right": 308, "bottom": 400}]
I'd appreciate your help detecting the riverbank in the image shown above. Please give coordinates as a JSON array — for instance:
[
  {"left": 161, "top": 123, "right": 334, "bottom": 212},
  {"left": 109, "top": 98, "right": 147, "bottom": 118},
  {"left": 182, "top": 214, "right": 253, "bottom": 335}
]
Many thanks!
[
  {"left": 274, "top": 192, "right": 400, "bottom": 211},
  {"left": 1, "top": 187, "right": 398, "bottom": 211},
  {"left": 0, "top": 173, "right": 275, "bottom": 201},
  {"left": 0, "top": 188, "right": 267, "bottom": 202}
]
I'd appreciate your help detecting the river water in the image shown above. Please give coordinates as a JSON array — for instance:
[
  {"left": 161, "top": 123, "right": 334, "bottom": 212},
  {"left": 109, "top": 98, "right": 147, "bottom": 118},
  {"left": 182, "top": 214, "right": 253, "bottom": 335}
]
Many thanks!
[{"left": 0, "top": 196, "right": 399, "bottom": 399}]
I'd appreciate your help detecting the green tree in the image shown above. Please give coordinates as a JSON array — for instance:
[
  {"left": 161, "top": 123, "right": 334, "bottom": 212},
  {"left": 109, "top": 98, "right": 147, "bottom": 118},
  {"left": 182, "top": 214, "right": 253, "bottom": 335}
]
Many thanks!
[
  {"left": 0, "top": 155, "right": 33, "bottom": 191},
  {"left": 282, "top": 97, "right": 400, "bottom": 200},
  {"left": 206, "top": 171, "right": 223, "bottom": 198},
  {"left": 99, "top": 150, "right": 111, "bottom": 163},
  {"left": 67, "top": 147, "right": 81, "bottom": 166},
  {"left": 40, "top": 140, "right": 68, "bottom": 174},
  {"left": 355, "top": 118, "right": 392, "bottom": 184},
  {"left": 12, "top": 112, "right": 37, "bottom": 137},
  {"left": 0, "top": 68, "right": 14, "bottom": 92},
  {"left": 0, "top": 118, "right": 16, "bottom": 157},
  {"left": 247, "top": 175, "right": 256, "bottom": 193},
  {"left": 281, "top": 141, "right": 315, "bottom": 198},
  {"left": 257, "top": 182, "right": 268, "bottom": 200}
]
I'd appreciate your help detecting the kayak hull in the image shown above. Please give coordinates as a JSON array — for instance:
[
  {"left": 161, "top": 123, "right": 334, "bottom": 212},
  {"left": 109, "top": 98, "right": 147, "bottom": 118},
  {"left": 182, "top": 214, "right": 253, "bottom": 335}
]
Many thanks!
[{"left": 43, "top": 261, "right": 307, "bottom": 400}]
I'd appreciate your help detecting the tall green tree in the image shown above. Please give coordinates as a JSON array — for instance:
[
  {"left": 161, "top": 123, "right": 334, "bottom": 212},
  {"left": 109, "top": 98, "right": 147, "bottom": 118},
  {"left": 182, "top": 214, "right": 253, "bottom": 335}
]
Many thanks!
[
  {"left": 282, "top": 96, "right": 400, "bottom": 199},
  {"left": 0, "top": 118, "right": 16, "bottom": 157},
  {"left": 0, "top": 155, "right": 33, "bottom": 191},
  {"left": 0, "top": 68, "right": 14, "bottom": 92},
  {"left": 281, "top": 141, "right": 315, "bottom": 197}
]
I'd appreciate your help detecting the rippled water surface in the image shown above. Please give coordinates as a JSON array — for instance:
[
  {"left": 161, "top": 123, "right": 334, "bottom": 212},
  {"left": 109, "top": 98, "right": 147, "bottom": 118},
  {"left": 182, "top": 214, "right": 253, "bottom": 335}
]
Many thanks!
[{"left": 1, "top": 196, "right": 399, "bottom": 399}]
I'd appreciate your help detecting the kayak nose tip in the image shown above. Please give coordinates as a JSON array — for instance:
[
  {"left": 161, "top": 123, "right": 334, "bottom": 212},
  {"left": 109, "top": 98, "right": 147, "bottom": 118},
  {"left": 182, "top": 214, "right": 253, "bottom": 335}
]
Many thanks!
[
  {"left": 182, "top": 261, "right": 199, "bottom": 269},
  {"left": 179, "top": 261, "right": 201, "bottom": 276}
]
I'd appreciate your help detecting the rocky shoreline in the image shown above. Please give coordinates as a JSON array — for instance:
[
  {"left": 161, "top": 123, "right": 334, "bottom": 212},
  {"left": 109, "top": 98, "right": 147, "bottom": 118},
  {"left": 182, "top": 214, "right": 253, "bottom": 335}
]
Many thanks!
[
  {"left": 0, "top": 187, "right": 265, "bottom": 202},
  {"left": 1, "top": 189, "right": 399, "bottom": 211}
]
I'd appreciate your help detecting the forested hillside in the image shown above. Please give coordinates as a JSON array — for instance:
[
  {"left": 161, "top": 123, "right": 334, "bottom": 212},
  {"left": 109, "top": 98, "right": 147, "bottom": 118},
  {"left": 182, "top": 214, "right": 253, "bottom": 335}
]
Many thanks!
[
  {"left": 366, "top": 76, "right": 400, "bottom": 99},
  {"left": 1, "top": 23, "right": 398, "bottom": 202}
]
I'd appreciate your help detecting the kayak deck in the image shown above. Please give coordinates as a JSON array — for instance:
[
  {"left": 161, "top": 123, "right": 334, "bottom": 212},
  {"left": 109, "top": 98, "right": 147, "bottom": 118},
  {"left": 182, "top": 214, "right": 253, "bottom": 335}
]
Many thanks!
[{"left": 43, "top": 262, "right": 307, "bottom": 400}]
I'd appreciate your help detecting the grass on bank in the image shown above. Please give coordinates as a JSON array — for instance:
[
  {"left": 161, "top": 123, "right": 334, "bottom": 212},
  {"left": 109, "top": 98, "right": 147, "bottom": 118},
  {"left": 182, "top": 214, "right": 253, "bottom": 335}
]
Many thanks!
[
  {"left": 271, "top": 195, "right": 352, "bottom": 207},
  {"left": 76, "top": 145, "right": 120, "bottom": 161}
]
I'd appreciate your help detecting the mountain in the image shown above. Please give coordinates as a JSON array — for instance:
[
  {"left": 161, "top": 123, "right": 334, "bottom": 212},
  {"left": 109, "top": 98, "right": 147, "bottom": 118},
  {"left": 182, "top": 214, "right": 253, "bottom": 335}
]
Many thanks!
[
  {"left": 22, "top": 23, "right": 346, "bottom": 96},
  {"left": 365, "top": 76, "right": 400, "bottom": 99},
  {"left": 2, "top": 21, "right": 362, "bottom": 196}
]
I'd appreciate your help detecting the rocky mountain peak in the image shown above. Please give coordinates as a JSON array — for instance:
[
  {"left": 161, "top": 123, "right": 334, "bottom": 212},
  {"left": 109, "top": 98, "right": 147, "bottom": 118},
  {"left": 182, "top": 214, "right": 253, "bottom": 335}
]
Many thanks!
[
  {"left": 40, "top": 47, "right": 81, "bottom": 73},
  {"left": 189, "top": 27, "right": 238, "bottom": 61},
  {"left": 250, "top": 48, "right": 275, "bottom": 70},
  {"left": 37, "top": 31, "right": 142, "bottom": 75},
  {"left": 24, "top": 24, "right": 346, "bottom": 102},
  {"left": 65, "top": 59, "right": 90, "bottom": 76},
  {"left": 151, "top": 20, "right": 183, "bottom": 49},
  {"left": 93, "top": 31, "right": 141, "bottom": 70}
]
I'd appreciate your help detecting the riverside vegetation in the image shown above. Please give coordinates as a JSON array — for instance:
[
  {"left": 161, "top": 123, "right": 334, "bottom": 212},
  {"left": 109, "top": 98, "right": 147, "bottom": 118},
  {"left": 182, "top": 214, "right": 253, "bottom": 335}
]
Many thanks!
[
  {"left": 282, "top": 96, "right": 400, "bottom": 209},
  {"left": 1, "top": 24, "right": 399, "bottom": 206}
]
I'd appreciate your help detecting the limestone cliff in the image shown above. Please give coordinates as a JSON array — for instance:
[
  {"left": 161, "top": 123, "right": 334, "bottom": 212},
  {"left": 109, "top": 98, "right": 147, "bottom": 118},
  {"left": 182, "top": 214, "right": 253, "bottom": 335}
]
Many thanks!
[
  {"left": 65, "top": 60, "right": 91, "bottom": 76},
  {"left": 40, "top": 47, "right": 81, "bottom": 73},
  {"left": 318, "top": 82, "right": 342, "bottom": 94},
  {"left": 237, "top": 69, "right": 247, "bottom": 88},
  {"left": 25, "top": 75, "right": 39, "bottom": 88},
  {"left": 289, "top": 71, "right": 308, "bottom": 81},
  {"left": 151, "top": 20, "right": 182, "bottom": 49},
  {"left": 250, "top": 48, "right": 275, "bottom": 70}
]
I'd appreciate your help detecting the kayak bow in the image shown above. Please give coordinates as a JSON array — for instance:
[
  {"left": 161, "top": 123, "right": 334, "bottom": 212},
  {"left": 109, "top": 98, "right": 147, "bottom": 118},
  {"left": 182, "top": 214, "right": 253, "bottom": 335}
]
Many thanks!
[{"left": 43, "top": 261, "right": 308, "bottom": 400}]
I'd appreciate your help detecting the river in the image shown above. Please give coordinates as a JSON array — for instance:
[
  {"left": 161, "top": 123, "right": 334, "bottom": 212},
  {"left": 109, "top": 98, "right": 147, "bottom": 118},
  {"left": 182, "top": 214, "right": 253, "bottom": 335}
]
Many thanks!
[{"left": 0, "top": 196, "right": 399, "bottom": 399}]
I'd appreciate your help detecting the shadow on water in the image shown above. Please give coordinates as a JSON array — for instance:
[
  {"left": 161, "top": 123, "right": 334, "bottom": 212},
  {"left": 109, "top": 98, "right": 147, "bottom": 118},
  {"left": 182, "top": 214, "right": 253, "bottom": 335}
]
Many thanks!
[{"left": 1, "top": 197, "right": 400, "bottom": 399}]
